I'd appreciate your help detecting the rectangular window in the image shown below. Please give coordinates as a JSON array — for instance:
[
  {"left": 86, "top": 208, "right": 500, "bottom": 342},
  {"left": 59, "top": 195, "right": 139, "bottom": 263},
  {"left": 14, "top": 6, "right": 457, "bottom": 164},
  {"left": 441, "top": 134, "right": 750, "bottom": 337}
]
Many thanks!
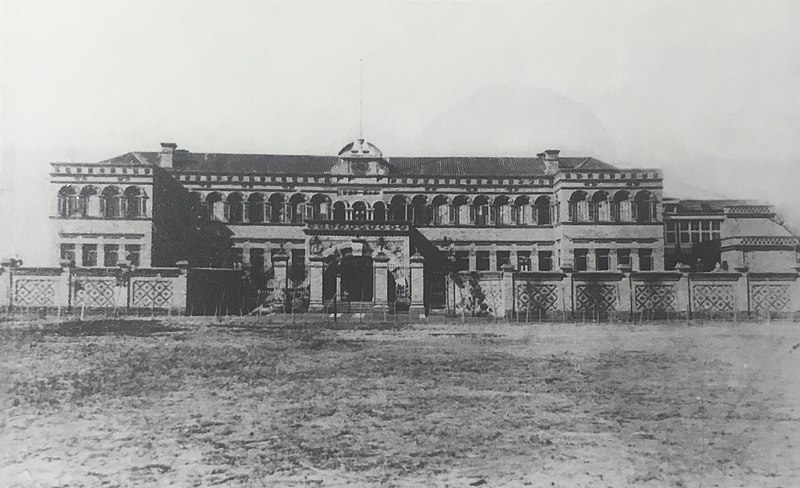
[
  {"left": 476, "top": 251, "right": 490, "bottom": 271},
  {"left": 60, "top": 244, "right": 76, "bottom": 265},
  {"left": 81, "top": 244, "right": 97, "bottom": 267},
  {"left": 454, "top": 251, "right": 470, "bottom": 271},
  {"left": 517, "top": 251, "right": 532, "bottom": 271},
  {"left": 617, "top": 249, "right": 631, "bottom": 267},
  {"left": 103, "top": 244, "right": 119, "bottom": 267},
  {"left": 538, "top": 251, "right": 553, "bottom": 271},
  {"left": 574, "top": 249, "right": 588, "bottom": 271},
  {"left": 596, "top": 249, "right": 610, "bottom": 271},
  {"left": 250, "top": 248, "right": 265, "bottom": 272},
  {"left": 639, "top": 249, "right": 653, "bottom": 271},
  {"left": 125, "top": 245, "right": 141, "bottom": 266},
  {"left": 496, "top": 251, "right": 510, "bottom": 270}
]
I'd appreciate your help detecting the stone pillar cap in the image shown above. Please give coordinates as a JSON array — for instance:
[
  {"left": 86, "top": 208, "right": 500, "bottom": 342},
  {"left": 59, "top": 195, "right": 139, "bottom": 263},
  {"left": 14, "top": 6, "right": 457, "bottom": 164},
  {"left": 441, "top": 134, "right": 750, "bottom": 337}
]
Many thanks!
[
  {"left": 410, "top": 252, "right": 425, "bottom": 263},
  {"left": 373, "top": 251, "right": 391, "bottom": 263},
  {"left": 500, "top": 264, "right": 515, "bottom": 272}
]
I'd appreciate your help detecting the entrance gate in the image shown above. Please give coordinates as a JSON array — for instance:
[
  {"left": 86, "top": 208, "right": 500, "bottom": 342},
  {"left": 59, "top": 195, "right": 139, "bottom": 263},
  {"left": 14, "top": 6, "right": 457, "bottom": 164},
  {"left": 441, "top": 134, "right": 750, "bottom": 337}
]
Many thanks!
[{"left": 322, "top": 256, "right": 374, "bottom": 302}]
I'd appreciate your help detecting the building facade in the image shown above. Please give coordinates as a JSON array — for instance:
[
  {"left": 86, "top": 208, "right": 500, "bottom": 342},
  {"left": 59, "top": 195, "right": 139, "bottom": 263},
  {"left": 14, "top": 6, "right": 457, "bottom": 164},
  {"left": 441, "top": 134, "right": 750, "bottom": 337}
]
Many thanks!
[{"left": 50, "top": 139, "right": 799, "bottom": 312}]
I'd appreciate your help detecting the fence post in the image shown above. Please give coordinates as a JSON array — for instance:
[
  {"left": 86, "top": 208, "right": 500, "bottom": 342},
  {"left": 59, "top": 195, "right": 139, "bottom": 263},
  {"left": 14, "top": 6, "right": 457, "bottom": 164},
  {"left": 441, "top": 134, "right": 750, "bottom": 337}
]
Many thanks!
[
  {"left": 618, "top": 264, "right": 633, "bottom": 322},
  {"left": 734, "top": 266, "right": 750, "bottom": 321},
  {"left": 501, "top": 264, "right": 515, "bottom": 320}
]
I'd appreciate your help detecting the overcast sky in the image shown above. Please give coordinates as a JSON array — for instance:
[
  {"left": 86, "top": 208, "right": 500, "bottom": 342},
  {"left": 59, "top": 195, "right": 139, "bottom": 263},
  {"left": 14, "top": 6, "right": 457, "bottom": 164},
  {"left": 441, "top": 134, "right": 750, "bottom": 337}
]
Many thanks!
[{"left": 2, "top": 0, "right": 799, "bottom": 265}]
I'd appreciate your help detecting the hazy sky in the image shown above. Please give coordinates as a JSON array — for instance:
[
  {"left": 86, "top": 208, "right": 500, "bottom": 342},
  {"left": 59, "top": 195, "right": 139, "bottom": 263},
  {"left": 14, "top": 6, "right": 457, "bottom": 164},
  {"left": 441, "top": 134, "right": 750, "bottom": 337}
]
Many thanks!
[{"left": 2, "top": 0, "right": 799, "bottom": 265}]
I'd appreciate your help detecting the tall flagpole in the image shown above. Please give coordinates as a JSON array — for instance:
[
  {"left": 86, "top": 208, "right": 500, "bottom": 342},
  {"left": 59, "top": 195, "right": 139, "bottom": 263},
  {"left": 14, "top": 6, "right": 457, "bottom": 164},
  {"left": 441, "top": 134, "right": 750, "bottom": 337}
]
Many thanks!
[{"left": 359, "top": 58, "right": 364, "bottom": 138}]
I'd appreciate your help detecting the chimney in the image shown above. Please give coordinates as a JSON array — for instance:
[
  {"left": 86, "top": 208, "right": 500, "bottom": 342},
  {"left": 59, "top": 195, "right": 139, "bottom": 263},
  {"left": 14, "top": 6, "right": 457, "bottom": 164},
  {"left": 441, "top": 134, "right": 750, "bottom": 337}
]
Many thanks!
[
  {"left": 160, "top": 142, "right": 177, "bottom": 168},
  {"left": 542, "top": 149, "right": 560, "bottom": 174}
]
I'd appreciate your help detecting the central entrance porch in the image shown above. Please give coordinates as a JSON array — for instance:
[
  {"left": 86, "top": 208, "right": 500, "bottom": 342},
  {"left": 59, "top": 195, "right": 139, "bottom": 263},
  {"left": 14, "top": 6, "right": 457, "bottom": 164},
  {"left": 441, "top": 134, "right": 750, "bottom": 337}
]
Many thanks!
[{"left": 305, "top": 221, "right": 427, "bottom": 313}]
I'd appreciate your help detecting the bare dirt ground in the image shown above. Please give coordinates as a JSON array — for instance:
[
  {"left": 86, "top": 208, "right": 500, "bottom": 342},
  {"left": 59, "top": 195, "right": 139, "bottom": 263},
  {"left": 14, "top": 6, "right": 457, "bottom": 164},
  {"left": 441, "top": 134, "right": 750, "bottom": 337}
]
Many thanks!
[{"left": 1, "top": 318, "right": 800, "bottom": 488}]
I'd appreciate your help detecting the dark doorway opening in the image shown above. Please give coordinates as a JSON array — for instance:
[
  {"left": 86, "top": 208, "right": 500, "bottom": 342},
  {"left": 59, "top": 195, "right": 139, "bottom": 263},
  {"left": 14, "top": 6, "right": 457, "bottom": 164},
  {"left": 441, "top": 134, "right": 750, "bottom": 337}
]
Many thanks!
[{"left": 322, "top": 255, "right": 374, "bottom": 302}]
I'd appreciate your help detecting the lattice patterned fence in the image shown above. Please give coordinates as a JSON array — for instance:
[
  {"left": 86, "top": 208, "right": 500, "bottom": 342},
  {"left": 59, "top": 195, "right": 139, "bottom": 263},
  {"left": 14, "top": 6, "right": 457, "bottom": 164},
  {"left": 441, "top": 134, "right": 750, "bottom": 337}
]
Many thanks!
[
  {"left": 514, "top": 282, "right": 559, "bottom": 317},
  {"left": 12, "top": 278, "right": 59, "bottom": 307},
  {"left": 131, "top": 279, "right": 175, "bottom": 309},
  {"left": 691, "top": 284, "right": 735, "bottom": 313},
  {"left": 634, "top": 284, "right": 676, "bottom": 312},
  {"left": 74, "top": 278, "right": 117, "bottom": 308},
  {"left": 750, "top": 283, "right": 792, "bottom": 313},
  {"left": 575, "top": 284, "right": 618, "bottom": 316}
]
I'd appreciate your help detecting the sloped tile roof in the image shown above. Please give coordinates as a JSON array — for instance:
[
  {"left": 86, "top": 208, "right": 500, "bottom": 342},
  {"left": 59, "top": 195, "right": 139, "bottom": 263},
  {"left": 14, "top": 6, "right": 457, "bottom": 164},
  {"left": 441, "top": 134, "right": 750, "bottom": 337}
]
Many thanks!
[
  {"left": 674, "top": 199, "right": 761, "bottom": 214},
  {"left": 98, "top": 151, "right": 618, "bottom": 177}
]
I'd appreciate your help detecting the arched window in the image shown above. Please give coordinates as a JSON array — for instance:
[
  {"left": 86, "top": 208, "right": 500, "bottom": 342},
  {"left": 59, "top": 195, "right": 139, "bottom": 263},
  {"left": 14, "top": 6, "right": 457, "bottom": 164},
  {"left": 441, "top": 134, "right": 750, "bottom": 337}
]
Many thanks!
[
  {"left": 79, "top": 186, "right": 99, "bottom": 217},
  {"left": 247, "top": 194, "right": 265, "bottom": 223},
  {"left": 389, "top": 195, "right": 408, "bottom": 222},
  {"left": 352, "top": 201, "right": 367, "bottom": 221},
  {"left": 568, "top": 191, "right": 588, "bottom": 222},
  {"left": 633, "top": 191, "right": 658, "bottom": 223},
  {"left": 101, "top": 187, "right": 122, "bottom": 219},
  {"left": 310, "top": 194, "right": 332, "bottom": 220},
  {"left": 611, "top": 191, "right": 630, "bottom": 222},
  {"left": 410, "top": 195, "right": 429, "bottom": 226},
  {"left": 473, "top": 195, "right": 490, "bottom": 226},
  {"left": 58, "top": 185, "right": 78, "bottom": 217},
  {"left": 226, "top": 193, "right": 244, "bottom": 223},
  {"left": 373, "top": 201, "right": 386, "bottom": 222},
  {"left": 512, "top": 196, "right": 530, "bottom": 225},
  {"left": 493, "top": 196, "right": 511, "bottom": 226},
  {"left": 431, "top": 195, "right": 449, "bottom": 225},
  {"left": 534, "top": 196, "right": 551, "bottom": 225},
  {"left": 332, "top": 201, "right": 346, "bottom": 221},
  {"left": 206, "top": 193, "right": 224, "bottom": 221},
  {"left": 123, "top": 186, "right": 147, "bottom": 219},
  {"left": 268, "top": 193, "right": 286, "bottom": 223},
  {"left": 589, "top": 191, "right": 609, "bottom": 222},
  {"left": 289, "top": 194, "right": 307, "bottom": 223},
  {"left": 451, "top": 195, "right": 470, "bottom": 225}
]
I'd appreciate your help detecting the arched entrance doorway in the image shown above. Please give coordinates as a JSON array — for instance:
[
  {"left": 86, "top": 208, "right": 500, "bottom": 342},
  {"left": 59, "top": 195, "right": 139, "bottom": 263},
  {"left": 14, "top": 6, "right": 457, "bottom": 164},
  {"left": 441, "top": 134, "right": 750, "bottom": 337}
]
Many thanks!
[{"left": 322, "top": 255, "right": 374, "bottom": 302}]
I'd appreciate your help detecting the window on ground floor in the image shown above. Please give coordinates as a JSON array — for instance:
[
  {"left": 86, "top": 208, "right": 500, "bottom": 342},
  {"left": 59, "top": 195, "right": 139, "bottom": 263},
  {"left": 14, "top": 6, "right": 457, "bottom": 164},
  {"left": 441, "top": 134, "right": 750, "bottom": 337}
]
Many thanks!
[
  {"left": 517, "top": 251, "right": 531, "bottom": 271},
  {"left": 539, "top": 251, "right": 553, "bottom": 271},
  {"left": 639, "top": 249, "right": 653, "bottom": 271},
  {"left": 574, "top": 249, "right": 588, "bottom": 272},
  {"left": 596, "top": 249, "right": 610, "bottom": 271},
  {"left": 82, "top": 244, "right": 97, "bottom": 267},
  {"left": 496, "top": 251, "right": 510, "bottom": 270},
  {"left": 60, "top": 244, "right": 76, "bottom": 266},
  {"left": 103, "top": 244, "right": 119, "bottom": 267},
  {"left": 476, "top": 251, "right": 490, "bottom": 271},
  {"left": 454, "top": 251, "right": 470, "bottom": 271},
  {"left": 125, "top": 245, "right": 141, "bottom": 267},
  {"left": 617, "top": 249, "right": 631, "bottom": 268}
]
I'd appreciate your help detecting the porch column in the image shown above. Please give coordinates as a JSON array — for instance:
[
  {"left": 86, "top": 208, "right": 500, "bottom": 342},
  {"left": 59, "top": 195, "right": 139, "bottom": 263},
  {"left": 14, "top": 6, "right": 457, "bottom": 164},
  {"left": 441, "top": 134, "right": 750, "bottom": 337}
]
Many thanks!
[
  {"left": 373, "top": 251, "right": 390, "bottom": 311},
  {"left": 308, "top": 254, "right": 324, "bottom": 312},
  {"left": 409, "top": 252, "right": 425, "bottom": 314}
]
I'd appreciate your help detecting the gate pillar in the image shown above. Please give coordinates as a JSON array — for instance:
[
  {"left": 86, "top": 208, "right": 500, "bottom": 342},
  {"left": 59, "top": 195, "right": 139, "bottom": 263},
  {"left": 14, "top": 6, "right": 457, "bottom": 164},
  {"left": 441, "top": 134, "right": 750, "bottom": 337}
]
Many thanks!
[
  {"left": 373, "top": 252, "right": 390, "bottom": 311},
  {"left": 410, "top": 252, "right": 425, "bottom": 314}
]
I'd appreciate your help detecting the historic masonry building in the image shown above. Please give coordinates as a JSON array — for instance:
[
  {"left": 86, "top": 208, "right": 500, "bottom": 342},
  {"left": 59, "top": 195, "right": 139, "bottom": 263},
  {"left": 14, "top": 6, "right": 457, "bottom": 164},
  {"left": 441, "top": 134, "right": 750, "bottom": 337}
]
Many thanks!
[{"left": 50, "top": 139, "right": 799, "bottom": 313}]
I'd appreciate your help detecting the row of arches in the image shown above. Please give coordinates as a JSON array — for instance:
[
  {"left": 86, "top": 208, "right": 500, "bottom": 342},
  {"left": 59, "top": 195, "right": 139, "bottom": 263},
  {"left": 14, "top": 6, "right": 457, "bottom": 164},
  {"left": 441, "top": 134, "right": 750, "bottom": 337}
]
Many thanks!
[
  {"left": 57, "top": 185, "right": 148, "bottom": 219},
  {"left": 192, "top": 192, "right": 556, "bottom": 226},
  {"left": 568, "top": 190, "right": 657, "bottom": 223}
]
